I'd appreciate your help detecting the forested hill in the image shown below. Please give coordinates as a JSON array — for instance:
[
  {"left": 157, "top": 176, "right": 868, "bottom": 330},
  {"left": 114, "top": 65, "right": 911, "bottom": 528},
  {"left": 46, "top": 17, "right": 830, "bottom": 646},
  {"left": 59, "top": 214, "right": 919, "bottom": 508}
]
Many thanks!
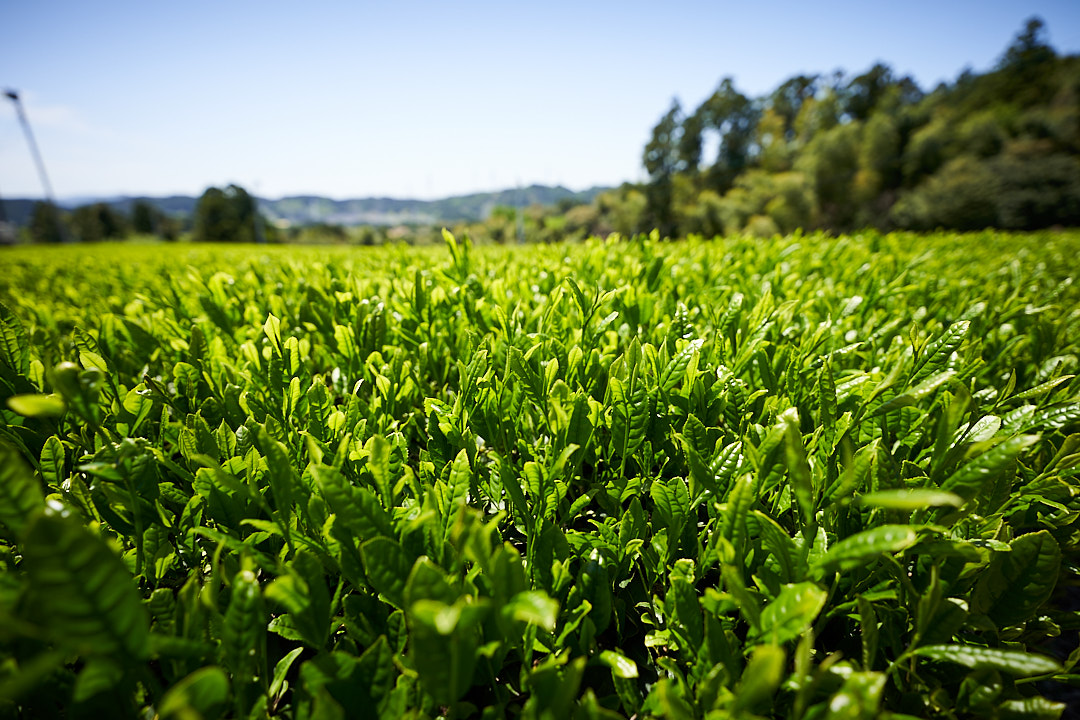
[
  {"left": 1, "top": 184, "right": 608, "bottom": 229},
  {"left": 625, "top": 17, "right": 1080, "bottom": 236},
  {"left": 257, "top": 185, "right": 607, "bottom": 226}
]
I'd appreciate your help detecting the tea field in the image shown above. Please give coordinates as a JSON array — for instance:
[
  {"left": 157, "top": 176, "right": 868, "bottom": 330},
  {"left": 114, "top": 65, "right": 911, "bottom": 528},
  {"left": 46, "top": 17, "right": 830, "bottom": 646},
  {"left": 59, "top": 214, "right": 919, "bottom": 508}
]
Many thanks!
[{"left": 1, "top": 230, "right": 1080, "bottom": 719}]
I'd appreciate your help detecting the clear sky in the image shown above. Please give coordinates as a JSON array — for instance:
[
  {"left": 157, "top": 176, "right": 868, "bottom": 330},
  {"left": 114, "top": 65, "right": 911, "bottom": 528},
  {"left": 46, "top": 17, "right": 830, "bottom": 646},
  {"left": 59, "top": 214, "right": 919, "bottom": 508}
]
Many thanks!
[{"left": 2, "top": 1, "right": 1079, "bottom": 201}]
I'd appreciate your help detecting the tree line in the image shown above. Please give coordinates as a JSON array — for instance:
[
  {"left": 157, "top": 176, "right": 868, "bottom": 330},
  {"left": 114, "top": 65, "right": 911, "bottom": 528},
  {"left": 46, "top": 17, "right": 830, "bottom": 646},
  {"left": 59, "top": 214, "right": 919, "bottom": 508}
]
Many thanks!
[
  {"left": 18, "top": 184, "right": 277, "bottom": 244},
  {"left": 620, "top": 17, "right": 1080, "bottom": 237},
  {"left": 448, "top": 18, "right": 1080, "bottom": 243},
  {"left": 23, "top": 198, "right": 181, "bottom": 244}
]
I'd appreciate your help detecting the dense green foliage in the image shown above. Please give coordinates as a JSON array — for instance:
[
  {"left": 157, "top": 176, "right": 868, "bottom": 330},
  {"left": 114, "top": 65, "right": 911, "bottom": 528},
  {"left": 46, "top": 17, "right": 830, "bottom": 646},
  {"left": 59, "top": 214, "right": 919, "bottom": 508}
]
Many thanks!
[
  {"left": 0, "top": 231, "right": 1079, "bottom": 719},
  {"left": 625, "top": 19, "right": 1080, "bottom": 237}
]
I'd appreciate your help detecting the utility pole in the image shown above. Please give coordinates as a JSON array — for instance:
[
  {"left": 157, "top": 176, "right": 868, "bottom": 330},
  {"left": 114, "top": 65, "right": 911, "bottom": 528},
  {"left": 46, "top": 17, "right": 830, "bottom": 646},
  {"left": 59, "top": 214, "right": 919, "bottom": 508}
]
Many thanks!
[
  {"left": 5, "top": 89, "right": 67, "bottom": 241},
  {"left": 5, "top": 90, "right": 57, "bottom": 203}
]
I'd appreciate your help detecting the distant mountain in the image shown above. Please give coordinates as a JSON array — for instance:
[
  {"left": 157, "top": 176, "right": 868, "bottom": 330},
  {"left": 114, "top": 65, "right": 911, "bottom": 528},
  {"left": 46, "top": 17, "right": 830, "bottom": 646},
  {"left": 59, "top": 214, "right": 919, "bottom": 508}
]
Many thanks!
[
  {"left": 260, "top": 185, "right": 609, "bottom": 226},
  {"left": 0, "top": 200, "right": 36, "bottom": 228},
  {"left": 0, "top": 195, "right": 200, "bottom": 228},
  {"left": 0, "top": 185, "right": 610, "bottom": 228}
]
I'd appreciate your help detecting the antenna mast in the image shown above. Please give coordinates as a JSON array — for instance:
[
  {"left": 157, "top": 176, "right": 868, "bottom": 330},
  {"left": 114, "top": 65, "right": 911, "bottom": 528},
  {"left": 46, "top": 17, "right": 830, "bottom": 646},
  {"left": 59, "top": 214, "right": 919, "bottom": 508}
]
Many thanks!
[{"left": 5, "top": 90, "right": 58, "bottom": 204}]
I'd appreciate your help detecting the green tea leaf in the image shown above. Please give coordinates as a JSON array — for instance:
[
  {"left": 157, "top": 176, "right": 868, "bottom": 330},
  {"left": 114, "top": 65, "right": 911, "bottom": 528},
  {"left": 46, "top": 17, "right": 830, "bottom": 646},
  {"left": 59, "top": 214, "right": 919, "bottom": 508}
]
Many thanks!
[
  {"left": 857, "top": 488, "right": 963, "bottom": 509},
  {"left": 0, "top": 442, "right": 45, "bottom": 539},
  {"left": 256, "top": 426, "right": 298, "bottom": 533},
  {"left": 651, "top": 477, "right": 689, "bottom": 539},
  {"left": 598, "top": 650, "right": 639, "bottom": 679},
  {"left": 222, "top": 569, "right": 265, "bottom": 684},
  {"left": 819, "top": 356, "right": 837, "bottom": 436},
  {"left": 996, "top": 697, "right": 1067, "bottom": 719},
  {"left": 734, "top": 645, "right": 785, "bottom": 715},
  {"left": 366, "top": 433, "right": 394, "bottom": 503},
  {"left": 668, "top": 560, "right": 703, "bottom": 647},
  {"left": 857, "top": 596, "right": 879, "bottom": 670},
  {"left": 824, "top": 671, "right": 886, "bottom": 720},
  {"left": 361, "top": 537, "right": 413, "bottom": 609},
  {"left": 72, "top": 657, "right": 124, "bottom": 703},
  {"left": 973, "top": 530, "right": 1061, "bottom": 627},
  {"left": 296, "top": 639, "right": 398, "bottom": 720},
  {"left": 609, "top": 375, "right": 650, "bottom": 461},
  {"left": 659, "top": 338, "right": 703, "bottom": 393},
  {"left": 782, "top": 409, "right": 814, "bottom": 527},
  {"left": 872, "top": 370, "right": 956, "bottom": 416},
  {"left": 263, "top": 313, "right": 283, "bottom": 355},
  {"left": 723, "top": 473, "right": 755, "bottom": 557},
  {"left": 448, "top": 447, "right": 471, "bottom": 509},
  {"left": 813, "top": 525, "right": 919, "bottom": 577},
  {"left": 1010, "top": 374, "right": 1075, "bottom": 401},
  {"left": 313, "top": 463, "right": 394, "bottom": 542},
  {"left": 753, "top": 582, "right": 828, "bottom": 645},
  {"left": 409, "top": 597, "right": 483, "bottom": 704},
  {"left": 39, "top": 436, "right": 66, "bottom": 488},
  {"left": 939, "top": 435, "right": 1039, "bottom": 502},
  {"left": 405, "top": 557, "right": 455, "bottom": 607},
  {"left": 0, "top": 301, "right": 29, "bottom": 374},
  {"left": 749, "top": 510, "right": 801, "bottom": 582},
  {"left": 505, "top": 590, "right": 559, "bottom": 631},
  {"left": 158, "top": 666, "right": 230, "bottom": 720},
  {"left": 913, "top": 645, "right": 1061, "bottom": 676},
  {"left": 265, "top": 550, "right": 331, "bottom": 650},
  {"left": 23, "top": 512, "right": 150, "bottom": 658},
  {"left": 6, "top": 393, "right": 65, "bottom": 417},
  {"left": 911, "top": 321, "right": 969, "bottom": 384},
  {"left": 269, "top": 647, "right": 304, "bottom": 705}
]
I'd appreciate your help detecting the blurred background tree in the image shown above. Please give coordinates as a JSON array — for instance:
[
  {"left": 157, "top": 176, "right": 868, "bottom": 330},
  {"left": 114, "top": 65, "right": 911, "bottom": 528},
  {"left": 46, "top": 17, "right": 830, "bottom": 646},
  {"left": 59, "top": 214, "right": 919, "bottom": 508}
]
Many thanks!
[
  {"left": 70, "top": 202, "right": 128, "bottom": 242},
  {"left": 193, "top": 184, "right": 260, "bottom": 243},
  {"left": 624, "top": 16, "right": 1079, "bottom": 237},
  {"left": 28, "top": 202, "right": 65, "bottom": 244}
]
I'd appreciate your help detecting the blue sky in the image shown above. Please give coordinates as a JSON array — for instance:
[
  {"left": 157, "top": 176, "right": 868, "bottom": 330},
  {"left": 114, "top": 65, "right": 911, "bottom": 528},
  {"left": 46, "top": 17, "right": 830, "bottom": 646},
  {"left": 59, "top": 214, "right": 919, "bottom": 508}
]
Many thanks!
[{"left": 2, "top": 1, "right": 1079, "bottom": 201}]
